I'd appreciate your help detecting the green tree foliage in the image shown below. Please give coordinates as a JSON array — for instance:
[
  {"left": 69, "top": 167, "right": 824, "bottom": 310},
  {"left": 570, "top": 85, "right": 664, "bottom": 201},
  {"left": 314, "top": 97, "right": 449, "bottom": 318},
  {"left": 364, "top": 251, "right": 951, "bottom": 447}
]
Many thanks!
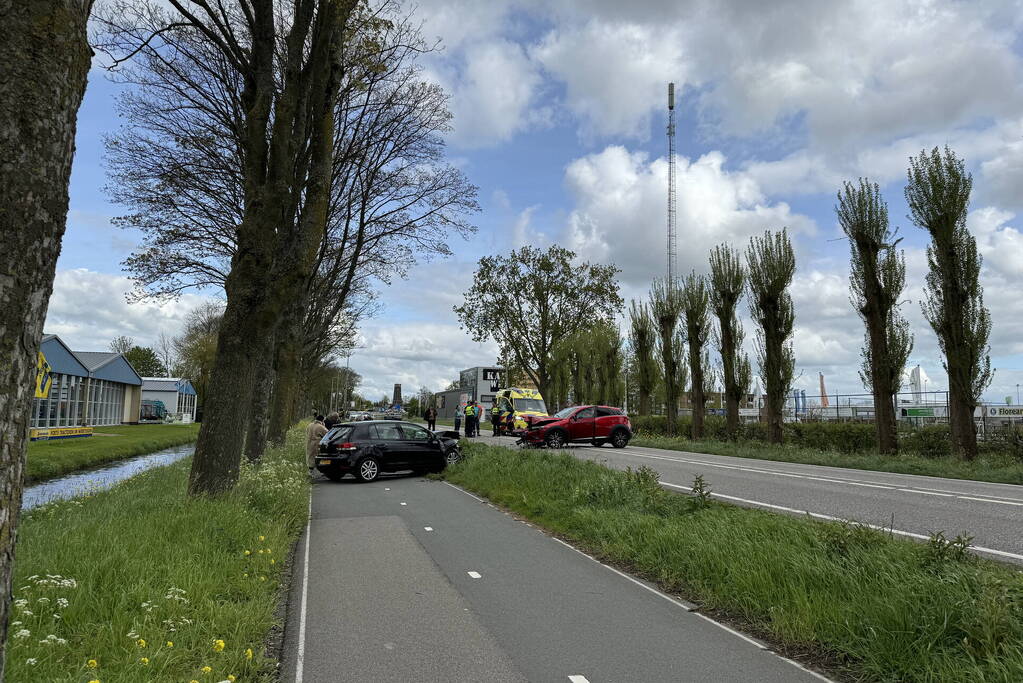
[
  {"left": 905, "top": 147, "right": 992, "bottom": 460},
  {"left": 837, "top": 179, "right": 913, "bottom": 454},
  {"left": 680, "top": 271, "right": 711, "bottom": 438},
  {"left": 173, "top": 302, "right": 222, "bottom": 412},
  {"left": 709, "top": 244, "right": 751, "bottom": 436},
  {"left": 747, "top": 230, "right": 796, "bottom": 444},
  {"left": 649, "top": 278, "right": 686, "bottom": 435},
  {"left": 454, "top": 245, "right": 622, "bottom": 405},
  {"left": 124, "top": 346, "right": 167, "bottom": 377},
  {"left": 628, "top": 301, "right": 659, "bottom": 416}
]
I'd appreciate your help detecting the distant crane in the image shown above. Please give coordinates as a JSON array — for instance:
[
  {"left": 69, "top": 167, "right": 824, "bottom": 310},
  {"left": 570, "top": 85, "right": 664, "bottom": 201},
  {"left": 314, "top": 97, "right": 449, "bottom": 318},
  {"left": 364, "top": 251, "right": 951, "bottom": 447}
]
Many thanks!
[{"left": 666, "top": 82, "right": 677, "bottom": 284}]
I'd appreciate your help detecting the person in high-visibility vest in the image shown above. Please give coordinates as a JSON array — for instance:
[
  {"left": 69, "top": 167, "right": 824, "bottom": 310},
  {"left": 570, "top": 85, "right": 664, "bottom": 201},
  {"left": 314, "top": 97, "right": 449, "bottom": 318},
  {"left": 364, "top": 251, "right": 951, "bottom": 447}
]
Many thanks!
[
  {"left": 490, "top": 403, "right": 501, "bottom": 436},
  {"left": 464, "top": 402, "right": 477, "bottom": 438}
]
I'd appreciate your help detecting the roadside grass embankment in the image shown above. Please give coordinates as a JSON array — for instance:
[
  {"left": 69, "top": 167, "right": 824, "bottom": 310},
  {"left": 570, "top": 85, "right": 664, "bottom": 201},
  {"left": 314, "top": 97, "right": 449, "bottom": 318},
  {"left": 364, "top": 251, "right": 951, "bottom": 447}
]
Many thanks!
[
  {"left": 5, "top": 427, "right": 309, "bottom": 683},
  {"left": 444, "top": 442, "right": 1023, "bottom": 683},
  {"left": 26, "top": 423, "right": 202, "bottom": 483},
  {"left": 631, "top": 434, "right": 1023, "bottom": 485}
]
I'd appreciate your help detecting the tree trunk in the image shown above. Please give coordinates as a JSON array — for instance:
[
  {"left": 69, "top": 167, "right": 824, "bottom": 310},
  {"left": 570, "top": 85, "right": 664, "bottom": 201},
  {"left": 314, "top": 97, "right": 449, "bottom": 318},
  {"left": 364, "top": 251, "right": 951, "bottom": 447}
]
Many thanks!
[
  {"left": 244, "top": 344, "right": 275, "bottom": 463},
  {"left": 188, "top": 237, "right": 274, "bottom": 495},
  {"left": 688, "top": 341, "right": 705, "bottom": 439},
  {"left": 948, "top": 388, "right": 977, "bottom": 461},
  {"left": 267, "top": 298, "right": 306, "bottom": 445},
  {"left": 0, "top": 1, "right": 93, "bottom": 675},
  {"left": 720, "top": 322, "right": 739, "bottom": 437},
  {"left": 639, "top": 391, "right": 651, "bottom": 417}
]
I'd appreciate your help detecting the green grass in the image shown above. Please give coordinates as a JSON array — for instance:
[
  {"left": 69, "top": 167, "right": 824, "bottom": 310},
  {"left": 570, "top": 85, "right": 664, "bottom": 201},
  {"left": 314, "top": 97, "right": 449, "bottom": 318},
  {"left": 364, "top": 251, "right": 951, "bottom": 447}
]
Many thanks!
[
  {"left": 445, "top": 442, "right": 1023, "bottom": 683},
  {"left": 26, "top": 423, "right": 201, "bottom": 483},
  {"left": 632, "top": 435, "right": 1023, "bottom": 485},
  {"left": 5, "top": 427, "right": 309, "bottom": 683}
]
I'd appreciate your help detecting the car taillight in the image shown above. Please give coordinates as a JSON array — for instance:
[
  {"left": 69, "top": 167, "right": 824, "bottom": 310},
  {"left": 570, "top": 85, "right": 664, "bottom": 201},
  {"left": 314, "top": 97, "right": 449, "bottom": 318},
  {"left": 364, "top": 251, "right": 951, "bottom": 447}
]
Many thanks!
[{"left": 338, "top": 442, "right": 357, "bottom": 451}]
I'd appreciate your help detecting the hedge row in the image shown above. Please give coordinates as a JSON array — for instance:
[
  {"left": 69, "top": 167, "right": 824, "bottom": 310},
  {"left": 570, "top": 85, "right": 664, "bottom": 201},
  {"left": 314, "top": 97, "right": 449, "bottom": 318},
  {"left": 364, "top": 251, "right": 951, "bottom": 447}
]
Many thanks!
[{"left": 628, "top": 414, "right": 1020, "bottom": 459}]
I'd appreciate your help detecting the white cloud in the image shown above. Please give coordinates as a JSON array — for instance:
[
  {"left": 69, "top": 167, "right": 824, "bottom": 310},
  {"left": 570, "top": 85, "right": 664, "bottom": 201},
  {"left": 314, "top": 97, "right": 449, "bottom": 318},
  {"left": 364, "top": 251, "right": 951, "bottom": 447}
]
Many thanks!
[
  {"left": 532, "top": 20, "right": 689, "bottom": 139},
  {"left": 44, "top": 269, "right": 218, "bottom": 351},
  {"left": 561, "top": 145, "right": 816, "bottom": 286}
]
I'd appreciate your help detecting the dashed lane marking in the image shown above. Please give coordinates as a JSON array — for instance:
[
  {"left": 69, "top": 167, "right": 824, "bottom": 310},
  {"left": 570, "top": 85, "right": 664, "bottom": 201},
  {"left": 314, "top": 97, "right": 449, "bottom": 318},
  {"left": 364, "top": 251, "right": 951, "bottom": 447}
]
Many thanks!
[
  {"left": 467, "top": 571, "right": 482, "bottom": 579},
  {"left": 424, "top": 526, "right": 434, "bottom": 531}
]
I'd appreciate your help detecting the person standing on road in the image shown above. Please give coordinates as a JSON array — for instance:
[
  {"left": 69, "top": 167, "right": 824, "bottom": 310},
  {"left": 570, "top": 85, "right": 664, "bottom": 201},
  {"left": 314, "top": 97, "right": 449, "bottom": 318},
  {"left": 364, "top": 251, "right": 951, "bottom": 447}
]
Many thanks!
[
  {"left": 424, "top": 405, "right": 437, "bottom": 431},
  {"left": 490, "top": 403, "right": 501, "bottom": 436},
  {"left": 454, "top": 403, "right": 463, "bottom": 436},
  {"left": 305, "top": 415, "right": 328, "bottom": 474},
  {"left": 463, "top": 402, "right": 474, "bottom": 438},
  {"left": 324, "top": 411, "right": 340, "bottom": 430}
]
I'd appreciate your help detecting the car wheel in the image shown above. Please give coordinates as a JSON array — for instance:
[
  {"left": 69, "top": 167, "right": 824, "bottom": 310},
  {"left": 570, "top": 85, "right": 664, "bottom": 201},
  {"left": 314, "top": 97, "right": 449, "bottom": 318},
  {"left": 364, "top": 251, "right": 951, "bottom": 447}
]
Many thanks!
[
  {"left": 611, "top": 430, "right": 630, "bottom": 449},
  {"left": 445, "top": 448, "right": 462, "bottom": 467},
  {"left": 545, "top": 430, "right": 567, "bottom": 449},
  {"left": 356, "top": 456, "right": 381, "bottom": 482}
]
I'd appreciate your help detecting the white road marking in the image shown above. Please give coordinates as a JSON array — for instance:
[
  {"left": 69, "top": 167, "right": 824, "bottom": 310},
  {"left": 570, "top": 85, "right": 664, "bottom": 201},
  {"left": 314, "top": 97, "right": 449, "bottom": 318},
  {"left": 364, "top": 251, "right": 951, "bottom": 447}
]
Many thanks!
[
  {"left": 400, "top": 502, "right": 407, "bottom": 506},
  {"left": 612, "top": 448, "right": 1023, "bottom": 507},
  {"left": 294, "top": 494, "right": 313, "bottom": 683},
  {"left": 776, "top": 656, "right": 836, "bottom": 682},
  {"left": 424, "top": 526, "right": 434, "bottom": 531},
  {"left": 568, "top": 676, "right": 590, "bottom": 683},
  {"left": 443, "top": 480, "right": 486, "bottom": 502},
  {"left": 384, "top": 487, "right": 390, "bottom": 491},
  {"left": 467, "top": 571, "right": 482, "bottom": 579},
  {"left": 660, "top": 482, "right": 1023, "bottom": 562},
  {"left": 551, "top": 537, "right": 695, "bottom": 611},
  {"left": 958, "top": 495, "right": 1023, "bottom": 506},
  {"left": 692, "top": 611, "right": 767, "bottom": 649}
]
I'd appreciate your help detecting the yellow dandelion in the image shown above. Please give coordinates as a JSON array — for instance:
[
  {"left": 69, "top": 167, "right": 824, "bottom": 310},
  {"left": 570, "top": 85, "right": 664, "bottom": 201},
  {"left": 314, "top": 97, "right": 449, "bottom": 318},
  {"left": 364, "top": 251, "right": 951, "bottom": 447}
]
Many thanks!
[
  {"left": 243, "top": 550, "right": 251, "bottom": 556},
  {"left": 271, "top": 559, "right": 276, "bottom": 565},
  {"left": 137, "top": 638, "right": 147, "bottom": 648},
  {"left": 258, "top": 549, "right": 264, "bottom": 554},
  {"left": 213, "top": 639, "right": 225, "bottom": 652},
  {"left": 201, "top": 665, "right": 212, "bottom": 673},
  {"left": 140, "top": 657, "right": 149, "bottom": 665},
  {"left": 166, "top": 641, "right": 174, "bottom": 648},
  {"left": 228, "top": 676, "right": 236, "bottom": 682},
  {"left": 258, "top": 535, "right": 265, "bottom": 541},
  {"left": 245, "top": 648, "right": 253, "bottom": 660},
  {"left": 259, "top": 575, "right": 266, "bottom": 581},
  {"left": 88, "top": 680, "right": 100, "bottom": 683},
  {"left": 87, "top": 659, "right": 98, "bottom": 668}
]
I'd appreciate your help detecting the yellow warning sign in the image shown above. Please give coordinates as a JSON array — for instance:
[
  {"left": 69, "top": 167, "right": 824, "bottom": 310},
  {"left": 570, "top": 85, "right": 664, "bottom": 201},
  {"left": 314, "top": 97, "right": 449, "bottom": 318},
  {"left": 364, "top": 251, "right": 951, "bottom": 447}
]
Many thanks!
[{"left": 34, "top": 351, "right": 52, "bottom": 399}]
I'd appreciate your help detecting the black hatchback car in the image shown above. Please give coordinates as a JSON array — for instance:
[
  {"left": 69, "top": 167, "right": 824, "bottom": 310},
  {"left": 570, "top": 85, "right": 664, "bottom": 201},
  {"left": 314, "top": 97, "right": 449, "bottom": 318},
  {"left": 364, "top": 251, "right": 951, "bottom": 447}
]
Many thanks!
[{"left": 316, "top": 420, "right": 461, "bottom": 482}]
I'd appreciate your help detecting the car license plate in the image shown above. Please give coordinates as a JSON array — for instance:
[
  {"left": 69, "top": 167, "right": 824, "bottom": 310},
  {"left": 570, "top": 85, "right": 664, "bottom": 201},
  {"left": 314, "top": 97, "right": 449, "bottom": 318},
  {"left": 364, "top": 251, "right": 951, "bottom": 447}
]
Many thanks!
[{"left": 318, "top": 459, "right": 332, "bottom": 465}]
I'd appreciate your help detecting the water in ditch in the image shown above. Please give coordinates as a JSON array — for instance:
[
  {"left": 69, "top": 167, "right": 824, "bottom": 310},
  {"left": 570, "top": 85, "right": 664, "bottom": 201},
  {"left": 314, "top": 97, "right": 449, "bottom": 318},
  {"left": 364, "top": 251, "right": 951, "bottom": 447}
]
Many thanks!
[{"left": 22, "top": 443, "right": 195, "bottom": 511}]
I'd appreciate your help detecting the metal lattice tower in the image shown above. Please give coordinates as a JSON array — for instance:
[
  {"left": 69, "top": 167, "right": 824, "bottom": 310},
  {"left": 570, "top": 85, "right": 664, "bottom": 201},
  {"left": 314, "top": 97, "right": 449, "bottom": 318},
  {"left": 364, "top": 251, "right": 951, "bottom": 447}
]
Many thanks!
[{"left": 666, "top": 82, "right": 677, "bottom": 284}]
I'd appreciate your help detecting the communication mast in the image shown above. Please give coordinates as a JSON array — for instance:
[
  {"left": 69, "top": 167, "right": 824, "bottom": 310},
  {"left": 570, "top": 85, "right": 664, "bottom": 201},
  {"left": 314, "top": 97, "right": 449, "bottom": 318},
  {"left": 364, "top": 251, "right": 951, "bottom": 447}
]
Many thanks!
[{"left": 666, "top": 82, "right": 677, "bottom": 284}]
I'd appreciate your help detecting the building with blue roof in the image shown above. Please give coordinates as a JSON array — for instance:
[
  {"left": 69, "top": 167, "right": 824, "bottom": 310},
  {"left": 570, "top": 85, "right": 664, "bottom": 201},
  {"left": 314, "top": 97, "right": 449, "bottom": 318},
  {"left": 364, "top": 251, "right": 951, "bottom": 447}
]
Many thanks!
[
  {"left": 30, "top": 335, "right": 143, "bottom": 432},
  {"left": 140, "top": 377, "right": 198, "bottom": 423}
]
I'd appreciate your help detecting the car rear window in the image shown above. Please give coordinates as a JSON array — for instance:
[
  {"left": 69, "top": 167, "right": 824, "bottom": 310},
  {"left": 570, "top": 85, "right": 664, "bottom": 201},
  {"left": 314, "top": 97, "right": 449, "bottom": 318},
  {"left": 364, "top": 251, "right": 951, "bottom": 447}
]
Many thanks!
[
  {"left": 326, "top": 426, "right": 354, "bottom": 442},
  {"left": 595, "top": 407, "right": 621, "bottom": 417}
]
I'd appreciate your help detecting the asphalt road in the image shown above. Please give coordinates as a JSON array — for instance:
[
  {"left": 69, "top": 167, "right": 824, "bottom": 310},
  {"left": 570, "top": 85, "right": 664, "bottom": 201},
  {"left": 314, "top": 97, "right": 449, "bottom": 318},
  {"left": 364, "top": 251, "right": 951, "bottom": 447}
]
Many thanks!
[
  {"left": 280, "top": 472, "right": 828, "bottom": 683},
  {"left": 472, "top": 433, "right": 1023, "bottom": 563}
]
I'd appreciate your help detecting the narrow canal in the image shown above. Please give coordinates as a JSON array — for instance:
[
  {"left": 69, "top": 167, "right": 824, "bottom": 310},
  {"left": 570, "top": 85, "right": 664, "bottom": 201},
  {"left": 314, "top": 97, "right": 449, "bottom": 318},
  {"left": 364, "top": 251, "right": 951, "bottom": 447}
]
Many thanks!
[{"left": 22, "top": 443, "right": 195, "bottom": 511}]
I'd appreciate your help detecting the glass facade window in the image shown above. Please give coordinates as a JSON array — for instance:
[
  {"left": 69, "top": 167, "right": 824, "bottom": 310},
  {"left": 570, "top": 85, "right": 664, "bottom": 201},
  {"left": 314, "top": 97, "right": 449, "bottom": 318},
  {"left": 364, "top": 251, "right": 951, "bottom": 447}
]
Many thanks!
[{"left": 30, "top": 376, "right": 128, "bottom": 428}]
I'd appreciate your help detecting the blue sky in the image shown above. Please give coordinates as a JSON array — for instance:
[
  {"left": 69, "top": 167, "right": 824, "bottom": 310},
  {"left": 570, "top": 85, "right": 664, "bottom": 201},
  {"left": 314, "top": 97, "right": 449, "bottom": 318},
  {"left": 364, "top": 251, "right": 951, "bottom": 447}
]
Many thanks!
[{"left": 48, "top": 0, "right": 1023, "bottom": 404}]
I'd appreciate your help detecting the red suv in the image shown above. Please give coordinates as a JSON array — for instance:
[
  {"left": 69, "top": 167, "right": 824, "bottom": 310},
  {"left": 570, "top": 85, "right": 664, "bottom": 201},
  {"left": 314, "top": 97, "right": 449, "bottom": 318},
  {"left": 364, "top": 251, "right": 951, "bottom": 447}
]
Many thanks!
[{"left": 522, "top": 405, "right": 632, "bottom": 449}]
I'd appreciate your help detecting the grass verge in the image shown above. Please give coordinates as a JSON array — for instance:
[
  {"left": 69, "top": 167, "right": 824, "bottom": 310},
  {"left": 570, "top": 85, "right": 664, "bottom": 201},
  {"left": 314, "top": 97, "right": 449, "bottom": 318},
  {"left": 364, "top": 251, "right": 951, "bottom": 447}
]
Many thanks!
[
  {"left": 5, "top": 427, "right": 309, "bottom": 682},
  {"left": 632, "top": 434, "right": 1023, "bottom": 485},
  {"left": 445, "top": 442, "right": 1023, "bottom": 682},
  {"left": 26, "top": 423, "right": 201, "bottom": 483}
]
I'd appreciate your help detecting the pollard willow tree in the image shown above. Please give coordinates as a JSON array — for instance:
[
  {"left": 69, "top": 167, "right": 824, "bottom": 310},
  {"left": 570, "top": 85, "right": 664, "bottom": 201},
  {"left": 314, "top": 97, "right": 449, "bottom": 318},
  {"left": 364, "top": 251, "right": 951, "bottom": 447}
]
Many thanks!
[
  {"left": 837, "top": 179, "right": 912, "bottom": 454},
  {"left": 680, "top": 271, "right": 711, "bottom": 438},
  {"left": 454, "top": 245, "right": 622, "bottom": 406},
  {"left": 649, "top": 278, "right": 686, "bottom": 436},
  {"left": 628, "top": 301, "right": 659, "bottom": 416},
  {"left": 905, "top": 147, "right": 992, "bottom": 460},
  {"left": 0, "top": 0, "right": 95, "bottom": 674},
  {"left": 747, "top": 230, "right": 796, "bottom": 444},
  {"left": 709, "top": 244, "right": 751, "bottom": 437}
]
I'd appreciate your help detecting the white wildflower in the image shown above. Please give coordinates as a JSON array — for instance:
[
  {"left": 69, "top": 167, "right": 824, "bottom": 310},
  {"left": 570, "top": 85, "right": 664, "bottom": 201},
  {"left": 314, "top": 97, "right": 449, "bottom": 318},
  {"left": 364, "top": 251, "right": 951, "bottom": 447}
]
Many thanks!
[
  {"left": 13, "top": 629, "right": 30, "bottom": 640},
  {"left": 56, "top": 598, "right": 68, "bottom": 608},
  {"left": 25, "top": 658, "right": 37, "bottom": 666}
]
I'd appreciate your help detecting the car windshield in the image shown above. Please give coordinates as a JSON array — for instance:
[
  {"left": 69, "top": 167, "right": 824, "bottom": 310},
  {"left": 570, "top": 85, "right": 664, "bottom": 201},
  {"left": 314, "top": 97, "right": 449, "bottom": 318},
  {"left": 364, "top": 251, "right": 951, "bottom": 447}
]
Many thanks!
[
  {"left": 513, "top": 398, "right": 547, "bottom": 413},
  {"left": 552, "top": 406, "right": 578, "bottom": 418},
  {"left": 324, "top": 426, "right": 354, "bottom": 442}
]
